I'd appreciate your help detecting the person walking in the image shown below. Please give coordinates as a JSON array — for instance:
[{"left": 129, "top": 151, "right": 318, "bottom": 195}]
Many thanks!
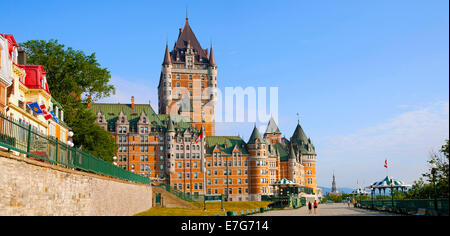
[
  {"left": 347, "top": 199, "right": 351, "bottom": 208},
  {"left": 352, "top": 198, "right": 356, "bottom": 208},
  {"left": 313, "top": 200, "right": 318, "bottom": 215},
  {"left": 308, "top": 201, "right": 312, "bottom": 215}
]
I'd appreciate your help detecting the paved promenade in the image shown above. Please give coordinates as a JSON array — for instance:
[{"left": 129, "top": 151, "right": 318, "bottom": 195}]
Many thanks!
[{"left": 255, "top": 203, "right": 394, "bottom": 216}]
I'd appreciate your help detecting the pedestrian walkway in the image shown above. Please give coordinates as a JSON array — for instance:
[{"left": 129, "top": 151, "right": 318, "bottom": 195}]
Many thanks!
[{"left": 255, "top": 203, "right": 394, "bottom": 216}]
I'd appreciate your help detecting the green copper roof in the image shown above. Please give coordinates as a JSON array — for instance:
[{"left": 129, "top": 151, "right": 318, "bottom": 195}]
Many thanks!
[
  {"left": 265, "top": 117, "right": 281, "bottom": 134},
  {"left": 157, "top": 114, "right": 193, "bottom": 131},
  {"left": 247, "top": 126, "right": 265, "bottom": 144},
  {"left": 273, "top": 143, "right": 289, "bottom": 161},
  {"left": 88, "top": 103, "right": 196, "bottom": 132},
  {"left": 290, "top": 122, "right": 316, "bottom": 155},
  {"left": 205, "top": 136, "right": 249, "bottom": 155},
  {"left": 88, "top": 103, "right": 163, "bottom": 131},
  {"left": 157, "top": 114, "right": 192, "bottom": 123}
]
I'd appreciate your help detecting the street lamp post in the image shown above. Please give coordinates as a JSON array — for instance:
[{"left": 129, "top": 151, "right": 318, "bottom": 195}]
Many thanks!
[
  {"left": 371, "top": 187, "right": 374, "bottom": 209},
  {"left": 390, "top": 178, "right": 394, "bottom": 211},
  {"left": 431, "top": 165, "right": 438, "bottom": 214},
  {"left": 113, "top": 156, "right": 117, "bottom": 166}
]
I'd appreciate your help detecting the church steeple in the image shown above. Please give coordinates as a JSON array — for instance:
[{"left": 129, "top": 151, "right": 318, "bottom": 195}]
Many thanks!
[{"left": 331, "top": 172, "right": 339, "bottom": 194}]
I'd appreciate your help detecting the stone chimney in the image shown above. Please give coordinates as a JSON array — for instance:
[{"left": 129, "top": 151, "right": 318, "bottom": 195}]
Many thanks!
[
  {"left": 18, "top": 47, "right": 26, "bottom": 65},
  {"left": 131, "top": 96, "right": 135, "bottom": 109}
]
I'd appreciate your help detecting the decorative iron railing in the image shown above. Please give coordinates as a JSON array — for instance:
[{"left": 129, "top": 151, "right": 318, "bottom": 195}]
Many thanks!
[{"left": 0, "top": 113, "right": 149, "bottom": 184}]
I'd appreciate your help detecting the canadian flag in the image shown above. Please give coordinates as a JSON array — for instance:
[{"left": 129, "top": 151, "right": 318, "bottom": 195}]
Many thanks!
[
  {"left": 195, "top": 129, "right": 204, "bottom": 144},
  {"left": 39, "top": 104, "right": 53, "bottom": 120},
  {"left": 384, "top": 159, "right": 388, "bottom": 168}
]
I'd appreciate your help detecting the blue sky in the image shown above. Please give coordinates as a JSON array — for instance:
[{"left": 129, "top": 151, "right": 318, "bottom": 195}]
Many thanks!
[{"left": 2, "top": 0, "right": 448, "bottom": 188}]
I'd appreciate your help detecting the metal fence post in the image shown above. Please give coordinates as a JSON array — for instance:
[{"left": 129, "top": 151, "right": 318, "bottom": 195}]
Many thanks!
[
  {"left": 55, "top": 138, "right": 59, "bottom": 164},
  {"left": 26, "top": 124, "right": 31, "bottom": 158}
]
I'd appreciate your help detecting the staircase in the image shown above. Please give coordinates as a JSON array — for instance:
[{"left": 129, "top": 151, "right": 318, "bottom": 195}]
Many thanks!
[{"left": 152, "top": 187, "right": 198, "bottom": 210}]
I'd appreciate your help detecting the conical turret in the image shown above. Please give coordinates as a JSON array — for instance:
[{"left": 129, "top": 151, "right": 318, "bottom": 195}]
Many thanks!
[
  {"left": 167, "top": 116, "right": 175, "bottom": 132},
  {"left": 265, "top": 116, "right": 281, "bottom": 134},
  {"left": 162, "top": 42, "right": 172, "bottom": 65},
  {"left": 209, "top": 45, "right": 216, "bottom": 67},
  {"left": 288, "top": 144, "right": 296, "bottom": 160},
  {"left": 248, "top": 125, "right": 265, "bottom": 144}
]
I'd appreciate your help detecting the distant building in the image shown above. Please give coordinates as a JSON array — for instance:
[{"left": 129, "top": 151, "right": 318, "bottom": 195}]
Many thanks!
[{"left": 330, "top": 172, "right": 340, "bottom": 195}]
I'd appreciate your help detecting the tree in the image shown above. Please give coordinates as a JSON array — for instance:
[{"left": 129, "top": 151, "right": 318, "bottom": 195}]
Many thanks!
[
  {"left": 67, "top": 103, "right": 117, "bottom": 162},
  {"left": 406, "top": 140, "right": 449, "bottom": 199},
  {"left": 20, "top": 39, "right": 117, "bottom": 161}
]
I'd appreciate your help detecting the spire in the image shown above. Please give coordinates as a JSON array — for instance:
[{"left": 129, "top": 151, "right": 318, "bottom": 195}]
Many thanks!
[
  {"left": 167, "top": 116, "right": 175, "bottom": 132},
  {"left": 174, "top": 17, "right": 208, "bottom": 58},
  {"left": 248, "top": 125, "right": 265, "bottom": 144},
  {"left": 291, "top": 122, "right": 309, "bottom": 145},
  {"left": 265, "top": 116, "right": 281, "bottom": 134},
  {"left": 162, "top": 42, "right": 172, "bottom": 65},
  {"left": 186, "top": 7, "right": 189, "bottom": 23},
  {"left": 209, "top": 44, "right": 216, "bottom": 67},
  {"left": 331, "top": 172, "right": 338, "bottom": 194},
  {"left": 288, "top": 144, "right": 296, "bottom": 160}
]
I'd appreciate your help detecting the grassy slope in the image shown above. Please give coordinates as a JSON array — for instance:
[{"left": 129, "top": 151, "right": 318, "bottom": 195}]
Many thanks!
[{"left": 135, "top": 201, "right": 271, "bottom": 216}]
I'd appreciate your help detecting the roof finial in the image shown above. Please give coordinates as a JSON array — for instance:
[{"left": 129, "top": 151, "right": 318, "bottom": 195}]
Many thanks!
[
  {"left": 296, "top": 112, "right": 300, "bottom": 124},
  {"left": 186, "top": 6, "right": 188, "bottom": 22}
]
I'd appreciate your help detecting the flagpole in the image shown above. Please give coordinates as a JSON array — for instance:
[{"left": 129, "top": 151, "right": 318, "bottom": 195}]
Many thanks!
[
  {"left": 384, "top": 158, "right": 388, "bottom": 177},
  {"left": 201, "top": 127, "right": 206, "bottom": 196}
]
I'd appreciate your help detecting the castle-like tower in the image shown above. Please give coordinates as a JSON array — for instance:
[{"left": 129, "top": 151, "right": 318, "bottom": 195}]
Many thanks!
[
  {"left": 158, "top": 17, "right": 217, "bottom": 137},
  {"left": 290, "top": 121, "right": 317, "bottom": 191},
  {"left": 247, "top": 125, "right": 271, "bottom": 201}
]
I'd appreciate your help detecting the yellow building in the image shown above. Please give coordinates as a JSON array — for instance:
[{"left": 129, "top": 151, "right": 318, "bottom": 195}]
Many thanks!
[{"left": 4, "top": 38, "right": 69, "bottom": 143}]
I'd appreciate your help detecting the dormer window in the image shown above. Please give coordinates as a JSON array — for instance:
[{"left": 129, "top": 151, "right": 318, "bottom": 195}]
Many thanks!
[
  {"left": 99, "top": 117, "right": 103, "bottom": 123},
  {"left": 143, "top": 117, "right": 147, "bottom": 123}
]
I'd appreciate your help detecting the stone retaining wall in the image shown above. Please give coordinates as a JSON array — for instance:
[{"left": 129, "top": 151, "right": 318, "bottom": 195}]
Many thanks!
[{"left": 0, "top": 151, "right": 152, "bottom": 216}]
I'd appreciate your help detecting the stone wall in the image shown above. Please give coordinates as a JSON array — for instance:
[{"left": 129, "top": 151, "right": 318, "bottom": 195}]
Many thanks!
[{"left": 0, "top": 151, "right": 152, "bottom": 216}]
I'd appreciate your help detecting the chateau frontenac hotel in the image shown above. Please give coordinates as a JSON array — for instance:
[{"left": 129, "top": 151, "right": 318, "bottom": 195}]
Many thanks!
[{"left": 90, "top": 17, "right": 318, "bottom": 201}]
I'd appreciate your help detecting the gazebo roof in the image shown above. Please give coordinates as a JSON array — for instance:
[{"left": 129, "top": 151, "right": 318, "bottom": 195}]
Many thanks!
[
  {"left": 272, "top": 178, "right": 300, "bottom": 187},
  {"left": 350, "top": 188, "right": 369, "bottom": 195},
  {"left": 367, "top": 176, "right": 411, "bottom": 189}
]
